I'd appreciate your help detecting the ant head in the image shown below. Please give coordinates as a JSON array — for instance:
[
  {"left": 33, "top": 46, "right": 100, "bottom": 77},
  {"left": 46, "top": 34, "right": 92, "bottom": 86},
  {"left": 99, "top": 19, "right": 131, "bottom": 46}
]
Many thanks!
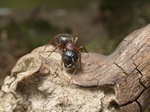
[{"left": 62, "top": 50, "right": 78, "bottom": 68}]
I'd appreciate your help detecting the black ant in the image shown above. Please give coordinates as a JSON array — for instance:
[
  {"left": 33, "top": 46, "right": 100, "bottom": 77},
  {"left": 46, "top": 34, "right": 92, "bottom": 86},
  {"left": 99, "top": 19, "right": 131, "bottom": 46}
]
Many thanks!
[{"left": 44, "top": 34, "right": 88, "bottom": 69}]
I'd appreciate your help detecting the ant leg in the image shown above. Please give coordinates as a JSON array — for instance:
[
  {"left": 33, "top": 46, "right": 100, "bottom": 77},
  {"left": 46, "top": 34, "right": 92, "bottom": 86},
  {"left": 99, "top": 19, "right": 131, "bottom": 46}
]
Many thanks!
[
  {"left": 43, "top": 37, "right": 55, "bottom": 51},
  {"left": 78, "top": 52, "right": 84, "bottom": 73},
  {"left": 71, "top": 54, "right": 83, "bottom": 72},
  {"left": 47, "top": 44, "right": 61, "bottom": 57},
  {"left": 43, "top": 35, "right": 61, "bottom": 51},
  {"left": 68, "top": 69, "right": 77, "bottom": 85},
  {"left": 76, "top": 46, "right": 88, "bottom": 53},
  {"left": 79, "top": 51, "right": 82, "bottom": 69},
  {"left": 72, "top": 52, "right": 83, "bottom": 73},
  {"left": 60, "top": 57, "right": 64, "bottom": 69},
  {"left": 55, "top": 36, "right": 64, "bottom": 51},
  {"left": 55, "top": 36, "right": 60, "bottom": 45},
  {"left": 76, "top": 46, "right": 89, "bottom": 57}
]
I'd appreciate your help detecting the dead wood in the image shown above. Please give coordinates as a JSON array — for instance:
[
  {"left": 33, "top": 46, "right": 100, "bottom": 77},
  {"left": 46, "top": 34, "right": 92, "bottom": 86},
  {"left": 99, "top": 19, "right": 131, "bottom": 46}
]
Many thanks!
[{"left": 0, "top": 24, "right": 150, "bottom": 112}]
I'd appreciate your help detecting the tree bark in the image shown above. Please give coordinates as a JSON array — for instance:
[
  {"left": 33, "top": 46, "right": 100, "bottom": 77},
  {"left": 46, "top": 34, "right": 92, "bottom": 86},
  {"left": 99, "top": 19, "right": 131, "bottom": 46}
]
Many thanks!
[{"left": 0, "top": 24, "right": 150, "bottom": 112}]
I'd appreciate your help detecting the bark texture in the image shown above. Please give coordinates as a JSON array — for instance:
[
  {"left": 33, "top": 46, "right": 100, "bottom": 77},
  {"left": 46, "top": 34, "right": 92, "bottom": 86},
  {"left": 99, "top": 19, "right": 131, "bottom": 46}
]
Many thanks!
[{"left": 0, "top": 24, "right": 150, "bottom": 112}]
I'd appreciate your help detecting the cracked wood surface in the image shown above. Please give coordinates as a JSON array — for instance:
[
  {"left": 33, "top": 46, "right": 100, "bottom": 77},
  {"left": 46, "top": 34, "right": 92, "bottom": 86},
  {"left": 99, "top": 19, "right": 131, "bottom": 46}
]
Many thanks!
[
  {"left": 62, "top": 24, "right": 150, "bottom": 111},
  {"left": 0, "top": 24, "right": 150, "bottom": 112}
]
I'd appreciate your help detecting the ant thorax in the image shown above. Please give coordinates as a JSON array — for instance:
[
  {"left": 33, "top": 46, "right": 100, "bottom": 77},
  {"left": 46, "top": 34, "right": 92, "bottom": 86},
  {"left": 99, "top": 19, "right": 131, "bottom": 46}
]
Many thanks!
[{"left": 66, "top": 42, "right": 76, "bottom": 50}]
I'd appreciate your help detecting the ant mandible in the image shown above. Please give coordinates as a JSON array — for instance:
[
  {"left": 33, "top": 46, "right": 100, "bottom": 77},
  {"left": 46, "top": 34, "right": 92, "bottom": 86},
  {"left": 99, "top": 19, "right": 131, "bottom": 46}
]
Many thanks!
[{"left": 44, "top": 34, "right": 88, "bottom": 69}]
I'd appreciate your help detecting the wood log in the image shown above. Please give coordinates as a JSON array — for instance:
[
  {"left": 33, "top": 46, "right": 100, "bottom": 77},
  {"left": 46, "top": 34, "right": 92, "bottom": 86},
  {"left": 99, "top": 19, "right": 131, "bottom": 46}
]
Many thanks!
[{"left": 0, "top": 24, "right": 150, "bottom": 112}]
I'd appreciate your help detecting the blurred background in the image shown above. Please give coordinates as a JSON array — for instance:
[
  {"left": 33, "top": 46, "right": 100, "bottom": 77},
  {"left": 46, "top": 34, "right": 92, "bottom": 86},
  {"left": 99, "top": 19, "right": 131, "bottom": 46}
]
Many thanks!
[{"left": 0, "top": 0, "right": 149, "bottom": 87}]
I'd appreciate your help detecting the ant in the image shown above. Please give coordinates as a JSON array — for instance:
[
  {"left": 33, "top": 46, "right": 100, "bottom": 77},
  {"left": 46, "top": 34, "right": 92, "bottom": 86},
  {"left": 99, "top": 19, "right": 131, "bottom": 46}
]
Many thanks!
[{"left": 43, "top": 34, "right": 88, "bottom": 69}]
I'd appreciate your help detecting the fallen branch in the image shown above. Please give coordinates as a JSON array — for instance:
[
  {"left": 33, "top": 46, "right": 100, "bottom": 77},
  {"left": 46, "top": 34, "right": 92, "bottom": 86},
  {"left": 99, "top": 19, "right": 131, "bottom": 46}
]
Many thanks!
[{"left": 0, "top": 24, "right": 150, "bottom": 112}]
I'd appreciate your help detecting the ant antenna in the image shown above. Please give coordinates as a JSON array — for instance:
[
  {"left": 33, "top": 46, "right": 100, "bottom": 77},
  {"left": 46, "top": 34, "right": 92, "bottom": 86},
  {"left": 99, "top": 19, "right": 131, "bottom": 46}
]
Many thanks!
[{"left": 74, "top": 37, "right": 78, "bottom": 44}]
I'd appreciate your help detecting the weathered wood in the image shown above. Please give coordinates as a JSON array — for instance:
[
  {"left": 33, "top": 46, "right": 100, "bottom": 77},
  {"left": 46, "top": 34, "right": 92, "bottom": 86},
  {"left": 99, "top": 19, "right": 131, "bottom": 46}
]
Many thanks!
[{"left": 0, "top": 24, "right": 150, "bottom": 112}]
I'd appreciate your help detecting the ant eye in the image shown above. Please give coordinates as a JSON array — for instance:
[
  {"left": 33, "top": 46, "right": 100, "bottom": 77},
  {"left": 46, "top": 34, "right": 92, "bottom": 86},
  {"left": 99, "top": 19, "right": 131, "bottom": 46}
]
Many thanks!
[
  {"left": 63, "top": 56, "right": 71, "bottom": 64},
  {"left": 65, "top": 58, "right": 70, "bottom": 63}
]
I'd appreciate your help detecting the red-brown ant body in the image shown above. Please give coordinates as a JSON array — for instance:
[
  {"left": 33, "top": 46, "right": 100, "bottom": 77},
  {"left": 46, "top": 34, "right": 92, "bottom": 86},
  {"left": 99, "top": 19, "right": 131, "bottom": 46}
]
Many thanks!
[{"left": 44, "top": 34, "right": 88, "bottom": 69}]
